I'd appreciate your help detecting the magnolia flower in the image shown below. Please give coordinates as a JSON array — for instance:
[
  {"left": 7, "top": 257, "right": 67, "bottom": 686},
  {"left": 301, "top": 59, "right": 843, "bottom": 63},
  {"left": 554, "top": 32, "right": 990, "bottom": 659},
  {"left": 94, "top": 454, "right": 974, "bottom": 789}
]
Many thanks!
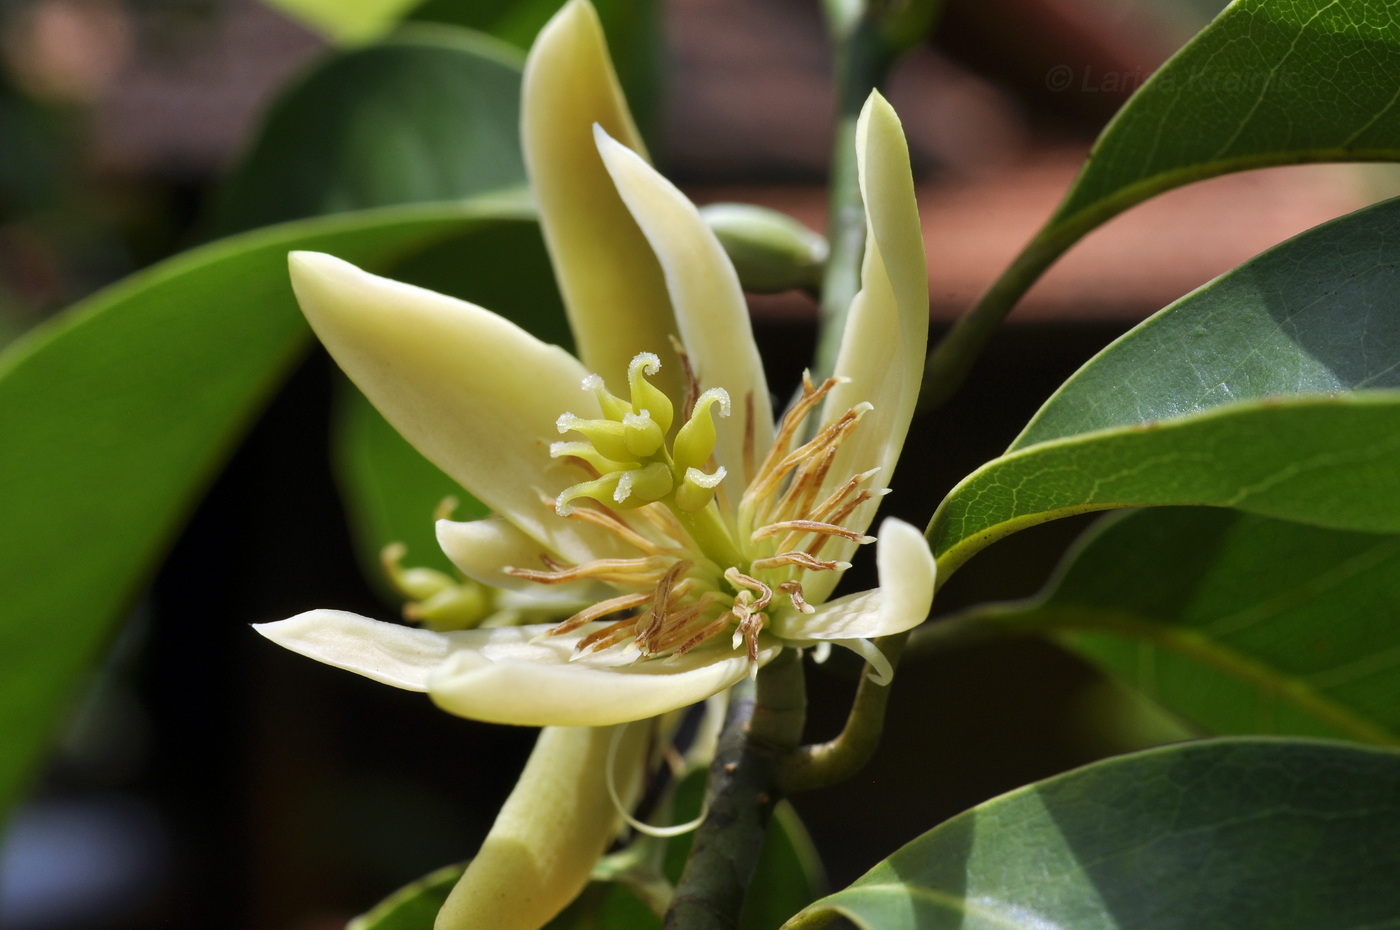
[{"left": 258, "top": 11, "right": 933, "bottom": 732}]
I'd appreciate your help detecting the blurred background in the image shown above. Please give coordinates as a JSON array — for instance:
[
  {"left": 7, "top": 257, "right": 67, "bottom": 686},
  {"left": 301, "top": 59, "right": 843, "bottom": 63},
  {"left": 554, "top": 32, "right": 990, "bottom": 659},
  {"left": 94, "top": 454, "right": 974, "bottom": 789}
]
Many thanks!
[{"left": 0, "top": 0, "right": 1384, "bottom": 927}]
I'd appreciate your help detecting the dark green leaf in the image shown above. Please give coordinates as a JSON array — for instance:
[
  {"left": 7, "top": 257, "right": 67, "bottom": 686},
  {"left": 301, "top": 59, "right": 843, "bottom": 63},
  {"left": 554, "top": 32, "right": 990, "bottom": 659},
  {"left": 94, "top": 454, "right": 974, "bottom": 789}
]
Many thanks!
[
  {"left": 979, "top": 508, "right": 1400, "bottom": 743},
  {"left": 785, "top": 738, "right": 1400, "bottom": 930},
  {"left": 931, "top": 197, "right": 1400, "bottom": 575},
  {"left": 1014, "top": 197, "right": 1400, "bottom": 450},
  {"left": 931, "top": 392, "right": 1400, "bottom": 574},
  {"left": 969, "top": 0, "right": 1400, "bottom": 329},
  {"left": 348, "top": 861, "right": 465, "bottom": 930},
  {"left": 332, "top": 384, "right": 479, "bottom": 582},
  {"left": 0, "top": 197, "right": 529, "bottom": 822},
  {"left": 212, "top": 27, "right": 525, "bottom": 236}
]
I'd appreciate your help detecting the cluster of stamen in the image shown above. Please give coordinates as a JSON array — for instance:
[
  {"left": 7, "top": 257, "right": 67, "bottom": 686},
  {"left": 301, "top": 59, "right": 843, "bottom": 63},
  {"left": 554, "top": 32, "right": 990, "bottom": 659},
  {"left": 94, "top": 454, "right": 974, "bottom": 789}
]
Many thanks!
[{"left": 507, "top": 352, "right": 882, "bottom": 671}]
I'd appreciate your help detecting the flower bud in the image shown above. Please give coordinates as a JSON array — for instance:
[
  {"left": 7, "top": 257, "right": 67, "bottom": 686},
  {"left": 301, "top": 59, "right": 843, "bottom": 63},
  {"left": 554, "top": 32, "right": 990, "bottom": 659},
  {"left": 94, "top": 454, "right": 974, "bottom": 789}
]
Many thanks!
[{"left": 700, "top": 203, "right": 827, "bottom": 293}]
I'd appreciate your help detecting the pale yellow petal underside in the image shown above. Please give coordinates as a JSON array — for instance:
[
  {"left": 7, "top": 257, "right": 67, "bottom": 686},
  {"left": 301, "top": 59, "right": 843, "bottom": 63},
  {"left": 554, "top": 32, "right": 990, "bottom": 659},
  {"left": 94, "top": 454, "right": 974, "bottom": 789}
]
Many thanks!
[
  {"left": 769, "top": 518, "right": 934, "bottom": 641},
  {"left": 254, "top": 610, "right": 449, "bottom": 691},
  {"left": 435, "top": 723, "right": 650, "bottom": 930},
  {"left": 807, "top": 92, "right": 928, "bottom": 601},
  {"left": 523, "top": 0, "right": 681, "bottom": 398},
  {"left": 428, "top": 625, "right": 777, "bottom": 727},
  {"left": 288, "top": 251, "right": 617, "bottom": 562},
  {"left": 595, "top": 126, "right": 775, "bottom": 485}
]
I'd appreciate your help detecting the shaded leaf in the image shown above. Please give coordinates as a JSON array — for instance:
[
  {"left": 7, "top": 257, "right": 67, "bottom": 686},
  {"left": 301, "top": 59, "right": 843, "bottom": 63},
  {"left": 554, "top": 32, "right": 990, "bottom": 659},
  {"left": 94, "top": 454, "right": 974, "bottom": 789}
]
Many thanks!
[
  {"left": 345, "top": 774, "right": 824, "bottom": 930},
  {"left": 213, "top": 27, "right": 525, "bottom": 236},
  {"left": 979, "top": 508, "right": 1400, "bottom": 743},
  {"left": 348, "top": 861, "right": 464, "bottom": 930},
  {"left": 0, "top": 196, "right": 530, "bottom": 821},
  {"left": 1014, "top": 196, "right": 1400, "bottom": 450},
  {"left": 931, "top": 392, "right": 1400, "bottom": 574},
  {"left": 998, "top": 0, "right": 1400, "bottom": 303},
  {"left": 785, "top": 738, "right": 1400, "bottom": 929},
  {"left": 931, "top": 197, "right": 1400, "bottom": 575}
]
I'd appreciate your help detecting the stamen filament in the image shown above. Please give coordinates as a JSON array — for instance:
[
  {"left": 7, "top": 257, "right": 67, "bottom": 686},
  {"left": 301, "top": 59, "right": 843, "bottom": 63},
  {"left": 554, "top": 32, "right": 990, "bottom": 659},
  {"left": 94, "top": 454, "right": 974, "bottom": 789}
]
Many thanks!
[
  {"left": 751, "top": 551, "right": 850, "bottom": 573},
  {"left": 545, "top": 592, "right": 652, "bottom": 638},
  {"left": 508, "top": 555, "right": 672, "bottom": 585}
]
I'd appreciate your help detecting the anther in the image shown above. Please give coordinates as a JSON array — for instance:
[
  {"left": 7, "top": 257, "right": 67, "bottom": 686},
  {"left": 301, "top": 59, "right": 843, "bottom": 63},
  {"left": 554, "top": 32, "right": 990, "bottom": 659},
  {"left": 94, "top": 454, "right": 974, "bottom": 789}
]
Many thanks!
[{"left": 779, "top": 580, "right": 815, "bottom": 613}]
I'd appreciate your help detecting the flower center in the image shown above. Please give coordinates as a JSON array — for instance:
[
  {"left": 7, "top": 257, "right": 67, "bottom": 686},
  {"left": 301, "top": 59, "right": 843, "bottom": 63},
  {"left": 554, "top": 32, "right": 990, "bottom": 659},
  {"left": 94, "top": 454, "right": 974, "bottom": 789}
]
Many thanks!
[{"left": 507, "top": 351, "right": 879, "bottom": 669}]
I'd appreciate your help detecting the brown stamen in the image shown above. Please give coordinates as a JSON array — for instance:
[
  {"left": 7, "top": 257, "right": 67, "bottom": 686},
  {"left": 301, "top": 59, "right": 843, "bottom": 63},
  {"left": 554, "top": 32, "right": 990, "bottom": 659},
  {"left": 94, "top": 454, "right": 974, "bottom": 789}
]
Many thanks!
[
  {"left": 743, "top": 391, "right": 756, "bottom": 481},
  {"left": 634, "top": 560, "right": 693, "bottom": 649},
  {"left": 672, "top": 613, "right": 734, "bottom": 657},
  {"left": 779, "top": 580, "right": 813, "bottom": 613},
  {"left": 806, "top": 491, "right": 875, "bottom": 557},
  {"left": 751, "top": 551, "right": 849, "bottom": 573},
  {"left": 577, "top": 615, "right": 641, "bottom": 653},
  {"left": 508, "top": 555, "right": 672, "bottom": 585},
  {"left": 754, "top": 519, "right": 874, "bottom": 543},
  {"left": 723, "top": 567, "right": 773, "bottom": 611},
  {"left": 546, "top": 591, "right": 652, "bottom": 638},
  {"left": 745, "top": 374, "right": 839, "bottom": 504},
  {"left": 556, "top": 498, "right": 674, "bottom": 555}
]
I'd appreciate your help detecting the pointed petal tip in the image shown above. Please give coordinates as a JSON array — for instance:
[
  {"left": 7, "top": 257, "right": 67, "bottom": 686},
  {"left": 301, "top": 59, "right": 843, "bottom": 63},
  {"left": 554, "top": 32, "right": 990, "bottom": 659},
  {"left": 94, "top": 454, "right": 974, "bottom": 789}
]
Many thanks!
[
  {"left": 875, "top": 516, "right": 936, "bottom": 622},
  {"left": 253, "top": 609, "right": 452, "bottom": 692},
  {"left": 529, "top": 0, "right": 604, "bottom": 72}
]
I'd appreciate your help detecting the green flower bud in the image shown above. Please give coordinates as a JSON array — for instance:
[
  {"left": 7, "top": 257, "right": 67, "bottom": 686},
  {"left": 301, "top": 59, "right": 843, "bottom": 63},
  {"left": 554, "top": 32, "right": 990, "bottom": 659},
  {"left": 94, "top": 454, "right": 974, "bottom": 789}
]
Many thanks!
[{"left": 700, "top": 203, "right": 828, "bottom": 293}]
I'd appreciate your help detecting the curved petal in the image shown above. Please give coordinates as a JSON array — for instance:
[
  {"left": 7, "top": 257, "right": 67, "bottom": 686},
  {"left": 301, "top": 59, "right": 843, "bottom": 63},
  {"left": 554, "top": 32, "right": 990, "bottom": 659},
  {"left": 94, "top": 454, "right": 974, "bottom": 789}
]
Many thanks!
[
  {"left": 522, "top": 0, "right": 681, "bottom": 398},
  {"left": 437, "top": 516, "right": 611, "bottom": 608},
  {"left": 595, "top": 126, "right": 775, "bottom": 485},
  {"left": 806, "top": 93, "right": 928, "bottom": 600},
  {"left": 435, "top": 723, "right": 651, "bottom": 930},
  {"left": 770, "top": 518, "right": 935, "bottom": 641},
  {"left": 427, "top": 625, "right": 779, "bottom": 727},
  {"left": 437, "top": 515, "right": 557, "bottom": 589},
  {"left": 289, "top": 251, "right": 620, "bottom": 563},
  {"left": 254, "top": 610, "right": 451, "bottom": 691}
]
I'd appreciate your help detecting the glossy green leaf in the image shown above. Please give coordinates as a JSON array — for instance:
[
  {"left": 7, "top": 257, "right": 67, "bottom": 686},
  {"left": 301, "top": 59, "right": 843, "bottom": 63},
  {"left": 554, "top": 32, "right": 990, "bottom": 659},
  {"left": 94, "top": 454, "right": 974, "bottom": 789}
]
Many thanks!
[
  {"left": 978, "top": 508, "right": 1400, "bottom": 743},
  {"left": 785, "top": 738, "right": 1400, "bottom": 930},
  {"left": 932, "top": 392, "right": 1400, "bottom": 574},
  {"left": 1014, "top": 197, "right": 1400, "bottom": 450},
  {"left": 0, "top": 196, "right": 530, "bottom": 821},
  {"left": 1008, "top": 0, "right": 1400, "bottom": 297},
  {"left": 348, "top": 861, "right": 465, "bottom": 930},
  {"left": 212, "top": 27, "right": 525, "bottom": 236},
  {"left": 931, "top": 197, "right": 1400, "bottom": 575},
  {"left": 332, "top": 385, "right": 477, "bottom": 581}
]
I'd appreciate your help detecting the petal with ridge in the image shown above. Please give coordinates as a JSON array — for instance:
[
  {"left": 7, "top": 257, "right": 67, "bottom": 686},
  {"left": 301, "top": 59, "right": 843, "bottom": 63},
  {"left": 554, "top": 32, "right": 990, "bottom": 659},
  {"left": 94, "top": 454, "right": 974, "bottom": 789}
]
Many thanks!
[
  {"left": 436, "top": 723, "right": 651, "bottom": 930},
  {"left": 522, "top": 0, "right": 680, "bottom": 397},
  {"left": 437, "top": 515, "right": 611, "bottom": 602},
  {"left": 771, "top": 518, "right": 935, "bottom": 641},
  {"left": 806, "top": 94, "right": 927, "bottom": 600},
  {"left": 595, "top": 126, "right": 775, "bottom": 485},
  {"left": 254, "top": 610, "right": 451, "bottom": 691},
  {"left": 288, "top": 251, "right": 618, "bottom": 563},
  {"left": 428, "top": 625, "right": 779, "bottom": 727}
]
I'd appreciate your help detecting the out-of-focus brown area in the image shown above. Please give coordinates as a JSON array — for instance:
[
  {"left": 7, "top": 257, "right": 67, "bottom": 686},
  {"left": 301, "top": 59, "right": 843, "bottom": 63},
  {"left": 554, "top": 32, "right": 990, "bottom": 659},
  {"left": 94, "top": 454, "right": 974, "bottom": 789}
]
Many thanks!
[{"left": 0, "top": 1, "right": 1385, "bottom": 929}]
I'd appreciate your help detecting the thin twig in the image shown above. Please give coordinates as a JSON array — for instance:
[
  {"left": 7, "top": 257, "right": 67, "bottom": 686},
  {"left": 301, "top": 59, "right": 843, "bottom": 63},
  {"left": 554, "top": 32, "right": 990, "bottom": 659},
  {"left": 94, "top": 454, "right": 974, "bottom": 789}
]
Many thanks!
[{"left": 664, "top": 650, "right": 807, "bottom": 929}]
